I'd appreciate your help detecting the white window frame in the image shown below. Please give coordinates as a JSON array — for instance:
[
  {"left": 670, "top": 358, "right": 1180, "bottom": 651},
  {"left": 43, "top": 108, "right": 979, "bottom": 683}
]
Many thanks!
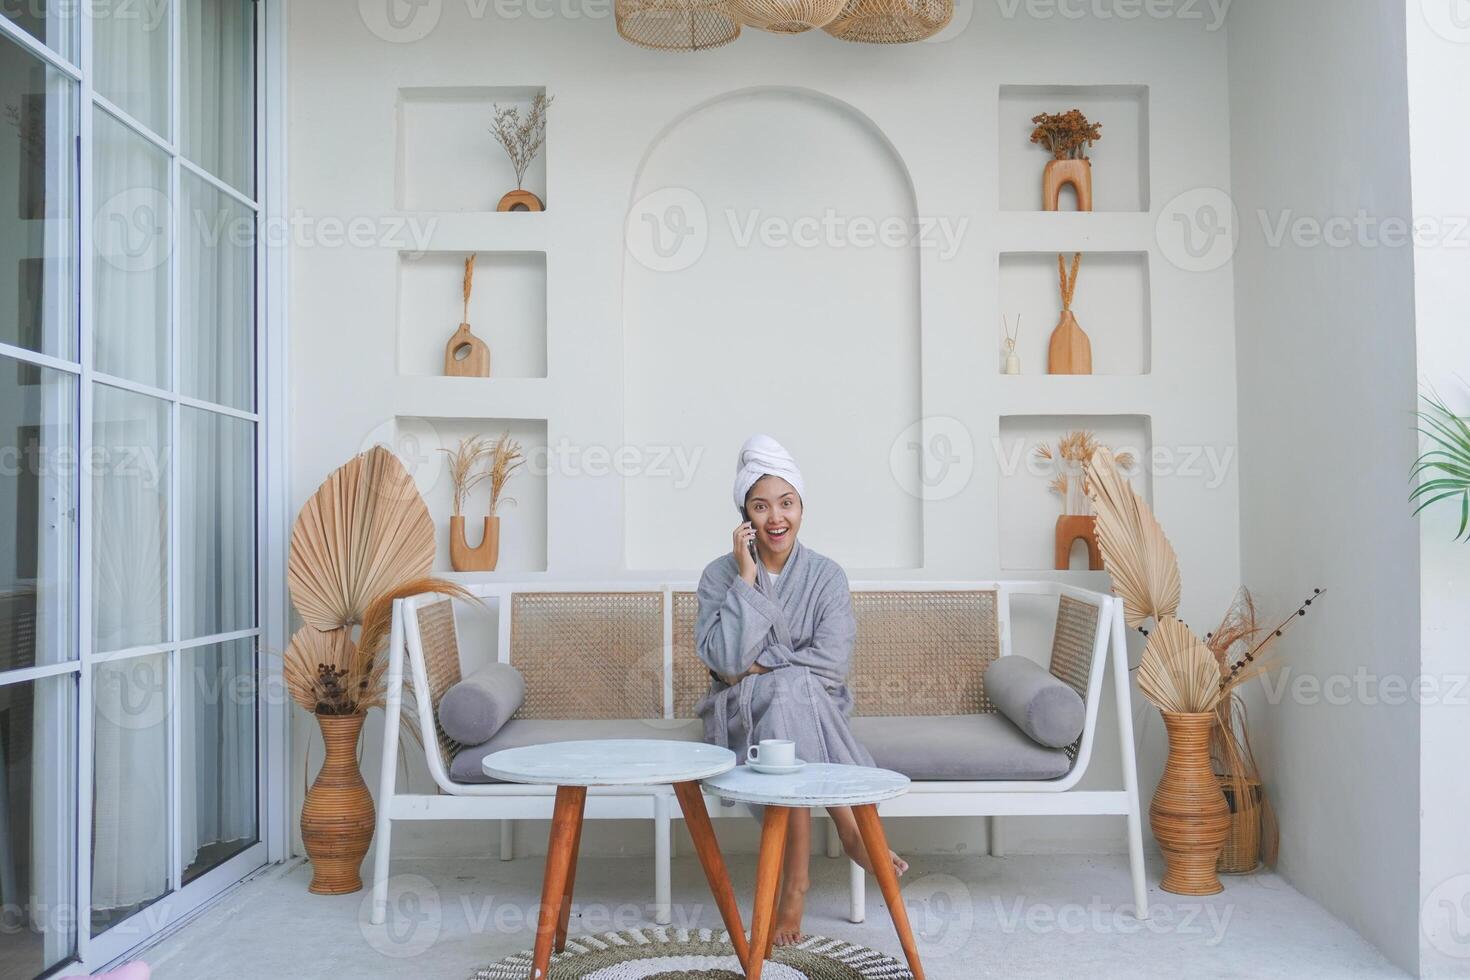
[{"left": 0, "top": 0, "right": 287, "bottom": 972}]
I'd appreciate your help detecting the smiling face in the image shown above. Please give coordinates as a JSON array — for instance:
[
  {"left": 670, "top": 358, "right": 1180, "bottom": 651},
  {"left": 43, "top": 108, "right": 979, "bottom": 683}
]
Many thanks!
[{"left": 744, "top": 475, "right": 803, "bottom": 561}]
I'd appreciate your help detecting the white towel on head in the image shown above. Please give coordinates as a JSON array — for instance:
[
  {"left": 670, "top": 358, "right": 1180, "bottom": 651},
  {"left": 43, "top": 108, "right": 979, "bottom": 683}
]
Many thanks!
[{"left": 733, "top": 434, "right": 805, "bottom": 513}]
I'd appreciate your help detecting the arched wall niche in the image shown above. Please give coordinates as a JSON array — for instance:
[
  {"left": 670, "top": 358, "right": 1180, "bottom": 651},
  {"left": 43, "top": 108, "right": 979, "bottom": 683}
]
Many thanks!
[{"left": 622, "top": 87, "right": 924, "bottom": 572}]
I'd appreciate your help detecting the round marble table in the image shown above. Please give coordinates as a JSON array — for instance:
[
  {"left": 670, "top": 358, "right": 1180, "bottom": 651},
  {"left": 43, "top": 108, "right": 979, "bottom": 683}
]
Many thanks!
[
  {"left": 702, "top": 764, "right": 923, "bottom": 980},
  {"left": 482, "top": 740, "right": 744, "bottom": 980}
]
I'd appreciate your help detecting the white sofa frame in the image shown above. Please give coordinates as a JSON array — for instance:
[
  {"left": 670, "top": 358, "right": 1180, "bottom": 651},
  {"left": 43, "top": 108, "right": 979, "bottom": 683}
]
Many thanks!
[{"left": 370, "top": 580, "right": 1149, "bottom": 926}]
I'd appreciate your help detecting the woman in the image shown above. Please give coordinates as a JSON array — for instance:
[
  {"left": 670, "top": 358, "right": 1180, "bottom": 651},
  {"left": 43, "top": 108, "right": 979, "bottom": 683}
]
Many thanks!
[{"left": 695, "top": 434, "right": 908, "bottom": 946}]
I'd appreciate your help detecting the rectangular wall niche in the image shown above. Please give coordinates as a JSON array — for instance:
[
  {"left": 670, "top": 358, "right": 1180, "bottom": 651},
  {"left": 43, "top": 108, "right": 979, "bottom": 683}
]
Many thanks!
[
  {"left": 999, "top": 252, "right": 1151, "bottom": 375},
  {"left": 397, "top": 251, "right": 547, "bottom": 378},
  {"left": 397, "top": 416, "right": 549, "bottom": 574},
  {"left": 396, "top": 86, "right": 548, "bottom": 212},
  {"left": 999, "top": 85, "right": 1150, "bottom": 212},
  {"left": 998, "top": 414, "right": 1152, "bottom": 572}
]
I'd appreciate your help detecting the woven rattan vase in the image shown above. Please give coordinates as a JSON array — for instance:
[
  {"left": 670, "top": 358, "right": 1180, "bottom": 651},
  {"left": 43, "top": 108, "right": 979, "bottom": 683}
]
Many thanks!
[
  {"left": 301, "top": 712, "right": 375, "bottom": 895},
  {"left": 1150, "top": 712, "right": 1230, "bottom": 896}
]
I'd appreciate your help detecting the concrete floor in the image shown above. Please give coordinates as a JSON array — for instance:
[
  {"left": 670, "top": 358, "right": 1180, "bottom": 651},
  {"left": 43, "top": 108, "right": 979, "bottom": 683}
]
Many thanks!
[{"left": 140, "top": 854, "right": 1405, "bottom": 979}]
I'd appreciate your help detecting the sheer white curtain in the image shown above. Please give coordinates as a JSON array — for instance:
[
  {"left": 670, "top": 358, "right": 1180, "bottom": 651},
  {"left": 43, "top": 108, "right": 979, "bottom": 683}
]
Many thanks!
[
  {"left": 177, "top": 0, "right": 257, "bottom": 879},
  {"left": 91, "top": 394, "right": 169, "bottom": 914},
  {"left": 91, "top": 0, "right": 256, "bottom": 913}
]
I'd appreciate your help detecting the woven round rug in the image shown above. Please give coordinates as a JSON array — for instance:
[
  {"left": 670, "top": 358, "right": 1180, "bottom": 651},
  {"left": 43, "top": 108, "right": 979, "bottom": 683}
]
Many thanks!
[{"left": 470, "top": 928, "right": 913, "bottom": 980}]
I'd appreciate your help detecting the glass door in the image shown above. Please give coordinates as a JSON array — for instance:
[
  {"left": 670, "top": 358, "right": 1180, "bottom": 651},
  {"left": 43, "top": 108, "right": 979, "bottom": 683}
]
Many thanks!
[{"left": 0, "top": 0, "right": 268, "bottom": 973}]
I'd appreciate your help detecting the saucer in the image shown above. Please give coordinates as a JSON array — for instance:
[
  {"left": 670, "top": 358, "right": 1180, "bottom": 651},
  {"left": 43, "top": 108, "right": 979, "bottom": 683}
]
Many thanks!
[{"left": 747, "top": 760, "right": 806, "bottom": 775}]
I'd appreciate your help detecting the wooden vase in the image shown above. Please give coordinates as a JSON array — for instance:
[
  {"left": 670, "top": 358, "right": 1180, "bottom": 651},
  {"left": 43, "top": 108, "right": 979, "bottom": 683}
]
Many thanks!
[
  {"left": 497, "top": 189, "right": 544, "bottom": 212},
  {"left": 301, "top": 712, "right": 375, "bottom": 895},
  {"left": 1151, "top": 712, "right": 1231, "bottom": 896},
  {"left": 1055, "top": 514, "right": 1103, "bottom": 571},
  {"left": 1043, "top": 158, "right": 1093, "bottom": 212},
  {"left": 1047, "top": 310, "right": 1092, "bottom": 375},
  {"left": 444, "top": 323, "right": 490, "bottom": 377},
  {"left": 450, "top": 515, "right": 500, "bottom": 572}
]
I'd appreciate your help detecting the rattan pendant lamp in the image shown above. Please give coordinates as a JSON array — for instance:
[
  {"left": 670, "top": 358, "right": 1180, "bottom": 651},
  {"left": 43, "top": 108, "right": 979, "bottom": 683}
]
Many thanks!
[
  {"left": 616, "top": 0, "right": 742, "bottom": 50},
  {"left": 731, "top": 0, "right": 846, "bottom": 33},
  {"left": 822, "top": 0, "right": 953, "bottom": 42}
]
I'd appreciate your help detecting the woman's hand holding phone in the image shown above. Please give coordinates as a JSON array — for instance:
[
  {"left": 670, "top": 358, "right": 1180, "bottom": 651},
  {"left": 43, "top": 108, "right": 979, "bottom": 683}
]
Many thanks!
[{"left": 733, "top": 520, "right": 758, "bottom": 584}]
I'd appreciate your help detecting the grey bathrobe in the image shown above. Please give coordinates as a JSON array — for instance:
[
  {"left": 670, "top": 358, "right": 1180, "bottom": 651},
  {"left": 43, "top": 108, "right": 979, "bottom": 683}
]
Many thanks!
[{"left": 694, "top": 541, "right": 875, "bottom": 769}]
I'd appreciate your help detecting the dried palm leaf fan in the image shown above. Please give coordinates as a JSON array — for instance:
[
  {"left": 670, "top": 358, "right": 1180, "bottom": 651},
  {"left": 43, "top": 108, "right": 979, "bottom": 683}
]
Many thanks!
[
  {"left": 1137, "top": 616, "right": 1222, "bottom": 714},
  {"left": 288, "top": 446, "right": 436, "bottom": 631},
  {"left": 1085, "top": 448, "right": 1181, "bottom": 629},
  {"left": 732, "top": 0, "right": 845, "bottom": 33},
  {"left": 616, "top": 0, "right": 742, "bottom": 50},
  {"left": 822, "top": 0, "right": 952, "bottom": 43}
]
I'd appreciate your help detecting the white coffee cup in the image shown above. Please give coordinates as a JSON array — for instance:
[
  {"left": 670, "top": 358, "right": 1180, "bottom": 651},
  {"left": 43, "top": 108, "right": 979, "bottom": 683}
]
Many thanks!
[{"left": 747, "top": 739, "right": 796, "bottom": 768}]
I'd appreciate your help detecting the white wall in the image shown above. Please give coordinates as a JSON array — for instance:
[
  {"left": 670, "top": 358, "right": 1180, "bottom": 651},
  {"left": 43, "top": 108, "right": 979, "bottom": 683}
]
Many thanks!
[
  {"left": 286, "top": 1, "right": 1241, "bottom": 861},
  {"left": 1227, "top": 1, "right": 1420, "bottom": 972},
  {"left": 1407, "top": 3, "right": 1470, "bottom": 975}
]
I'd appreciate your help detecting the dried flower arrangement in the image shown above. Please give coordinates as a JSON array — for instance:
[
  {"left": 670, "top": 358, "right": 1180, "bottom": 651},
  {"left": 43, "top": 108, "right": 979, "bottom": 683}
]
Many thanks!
[
  {"left": 1086, "top": 448, "right": 1326, "bottom": 870},
  {"left": 1203, "top": 586, "right": 1324, "bottom": 867},
  {"left": 1029, "top": 108, "right": 1103, "bottom": 161},
  {"left": 441, "top": 435, "right": 492, "bottom": 516},
  {"left": 445, "top": 254, "right": 490, "bottom": 377},
  {"left": 1035, "top": 431, "right": 1135, "bottom": 516},
  {"left": 285, "top": 446, "right": 476, "bottom": 894},
  {"left": 285, "top": 446, "right": 474, "bottom": 717},
  {"left": 487, "top": 431, "right": 526, "bottom": 515},
  {"left": 490, "top": 93, "right": 553, "bottom": 209}
]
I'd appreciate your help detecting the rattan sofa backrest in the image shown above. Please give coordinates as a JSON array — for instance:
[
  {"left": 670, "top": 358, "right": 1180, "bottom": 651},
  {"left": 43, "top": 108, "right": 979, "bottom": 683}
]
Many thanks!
[
  {"left": 416, "top": 599, "right": 467, "bottom": 766},
  {"left": 1047, "top": 593, "right": 1102, "bottom": 760},
  {"left": 670, "top": 588, "right": 1003, "bottom": 719},
  {"left": 508, "top": 591, "right": 665, "bottom": 720},
  {"left": 409, "top": 584, "right": 1107, "bottom": 744}
]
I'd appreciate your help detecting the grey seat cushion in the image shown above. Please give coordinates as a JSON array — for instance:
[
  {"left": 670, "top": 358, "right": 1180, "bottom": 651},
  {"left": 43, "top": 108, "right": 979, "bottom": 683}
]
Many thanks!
[
  {"left": 853, "top": 714, "right": 1072, "bottom": 781},
  {"left": 438, "top": 663, "right": 526, "bottom": 747},
  {"left": 984, "top": 655, "right": 1086, "bottom": 749},
  {"left": 450, "top": 714, "right": 1071, "bottom": 784},
  {"left": 449, "top": 719, "right": 704, "bottom": 784}
]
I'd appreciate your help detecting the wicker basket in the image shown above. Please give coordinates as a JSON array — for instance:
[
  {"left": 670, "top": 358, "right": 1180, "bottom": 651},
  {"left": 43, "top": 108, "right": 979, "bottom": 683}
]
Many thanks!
[{"left": 1217, "top": 773, "right": 1263, "bottom": 875}]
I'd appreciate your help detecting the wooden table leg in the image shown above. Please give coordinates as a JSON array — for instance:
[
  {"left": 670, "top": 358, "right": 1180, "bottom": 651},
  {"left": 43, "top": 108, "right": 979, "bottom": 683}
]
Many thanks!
[
  {"left": 555, "top": 787, "right": 587, "bottom": 953},
  {"left": 673, "top": 782, "right": 751, "bottom": 972},
  {"left": 531, "top": 786, "right": 587, "bottom": 980},
  {"left": 746, "top": 806, "right": 791, "bottom": 980},
  {"left": 853, "top": 804, "right": 924, "bottom": 980}
]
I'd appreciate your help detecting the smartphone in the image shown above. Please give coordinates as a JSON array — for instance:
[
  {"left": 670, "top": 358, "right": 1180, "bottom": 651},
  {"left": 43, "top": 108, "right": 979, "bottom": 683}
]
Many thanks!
[{"left": 741, "top": 509, "right": 758, "bottom": 563}]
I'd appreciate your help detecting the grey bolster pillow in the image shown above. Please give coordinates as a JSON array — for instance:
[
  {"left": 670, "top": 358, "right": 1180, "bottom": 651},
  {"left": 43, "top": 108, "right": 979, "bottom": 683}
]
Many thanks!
[
  {"left": 438, "top": 663, "right": 526, "bottom": 746},
  {"left": 985, "top": 656, "right": 1086, "bottom": 749}
]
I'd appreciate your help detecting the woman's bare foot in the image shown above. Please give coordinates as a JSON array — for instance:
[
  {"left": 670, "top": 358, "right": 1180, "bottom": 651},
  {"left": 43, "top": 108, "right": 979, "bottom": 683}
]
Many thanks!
[
  {"left": 773, "top": 879, "right": 809, "bottom": 946},
  {"left": 839, "top": 832, "right": 909, "bottom": 879}
]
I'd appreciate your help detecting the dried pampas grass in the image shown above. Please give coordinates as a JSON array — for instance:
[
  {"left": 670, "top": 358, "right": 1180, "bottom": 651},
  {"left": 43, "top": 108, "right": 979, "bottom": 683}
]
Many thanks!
[
  {"left": 1137, "top": 616, "right": 1221, "bottom": 714},
  {"left": 1085, "top": 448, "right": 1180, "bottom": 628},
  {"left": 441, "top": 436, "right": 491, "bottom": 516},
  {"left": 487, "top": 432, "right": 525, "bottom": 515},
  {"left": 288, "top": 446, "right": 435, "bottom": 631}
]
